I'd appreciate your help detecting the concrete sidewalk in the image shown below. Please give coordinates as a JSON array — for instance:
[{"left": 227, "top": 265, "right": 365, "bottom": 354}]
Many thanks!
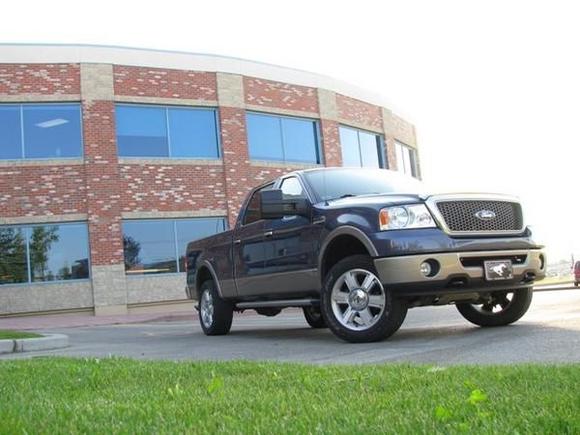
[{"left": 0, "top": 310, "right": 196, "bottom": 331}]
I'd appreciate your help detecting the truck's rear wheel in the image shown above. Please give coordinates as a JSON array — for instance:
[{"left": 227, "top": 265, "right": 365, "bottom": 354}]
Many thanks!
[
  {"left": 320, "top": 255, "right": 407, "bottom": 343},
  {"left": 199, "top": 280, "right": 233, "bottom": 335},
  {"left": 456, "top": 288, "right": 533, "bottom": 327},
  {"left": 303, "top": 306, "right": 327, "bottom": 329}
]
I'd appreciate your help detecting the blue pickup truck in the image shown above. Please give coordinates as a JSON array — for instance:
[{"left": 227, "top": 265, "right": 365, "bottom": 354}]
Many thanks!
[{"left": 185, "top": 167, "right": 545, "bottom": 343}]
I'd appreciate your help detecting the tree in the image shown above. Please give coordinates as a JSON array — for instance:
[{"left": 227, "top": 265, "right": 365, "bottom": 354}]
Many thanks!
[
  {"left": 57, "top": 264, "right": 71, "bottom": 280},
  {"left": 29, "top": 226, "right": 59, "bottom": 281},
  {"left": 123, "top": 236, "right": 141, "bottom": 270},
  {"left": 0, "top": 228, "right": 27, "bottom": 284}
]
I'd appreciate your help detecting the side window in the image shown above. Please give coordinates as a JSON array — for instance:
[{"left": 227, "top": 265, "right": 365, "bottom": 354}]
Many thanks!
[
  {"left": 280, "top": 177, "right": 306, "bottom": 199},
  {"left": 243, "top": 183, "right": 273, "bottom": 225}
]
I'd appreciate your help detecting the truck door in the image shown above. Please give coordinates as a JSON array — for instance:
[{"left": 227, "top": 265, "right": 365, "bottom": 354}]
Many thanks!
[
  {"left": 260, "top": 176, "right": 321, "bottom": 296},
  {"left": 232, "top": 184, "right": 272, "bottom": 297}
]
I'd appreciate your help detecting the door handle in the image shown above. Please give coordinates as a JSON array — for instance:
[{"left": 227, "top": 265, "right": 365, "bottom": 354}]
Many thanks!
[
  {"left": 234, "top": 239, "right": 241, "bottom": 245},
  {"left": 264, "top": 231, "right": 273, "bottom": 238}
]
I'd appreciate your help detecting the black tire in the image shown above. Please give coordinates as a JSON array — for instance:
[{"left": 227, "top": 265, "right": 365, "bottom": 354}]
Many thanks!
[
  {"left": 303, "top": 306, "right": 327, "bottom": 329},
  {"left": 456, "top": 288, "right": 533, "bottom": 327},
  {"left": 198, "top": 280, "right": 233, "bottom": 336},
  {"left": 320, "top": 255, "right": 407, "bottom": 343},
  {"left": 575, "top": 282, "right": 579, "bottom": 287}
]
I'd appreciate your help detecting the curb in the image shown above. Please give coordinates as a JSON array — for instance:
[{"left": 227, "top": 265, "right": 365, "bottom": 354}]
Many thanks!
[{"left": 0, "top": 334, "right": 68, "bottom": 354}]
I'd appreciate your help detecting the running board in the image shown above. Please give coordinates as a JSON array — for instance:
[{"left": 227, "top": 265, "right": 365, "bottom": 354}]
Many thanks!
[{"left": 235, "top": 298, "right": 319, "bottom": 310}]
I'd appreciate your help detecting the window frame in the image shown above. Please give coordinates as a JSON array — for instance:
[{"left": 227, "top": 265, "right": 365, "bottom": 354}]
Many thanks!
[
  {"left": 0, "top": 221, "right": 91, "bottom": 286},
  {"left": 246, "top": 111, "right": 323, "bottom": 165},
  {"left": 122, "top": 217, "right": 228, "bottom": 277},
  {"left": 115, "top": 103, "right": 222, "bottom": 160},
  {"left": 338, "top": 125, "right": 386, "bottom": 169},
  {"left": 0, "top": 102, "right": 84, "bottom": 161},
  {"left": 394, "top": 140, "right": 419, "bottom": 178}
]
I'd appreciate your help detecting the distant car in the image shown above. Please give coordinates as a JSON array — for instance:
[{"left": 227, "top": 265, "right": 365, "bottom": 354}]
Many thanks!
[{"left": 574, "top": 261, "right": 580, "bottom": 287}]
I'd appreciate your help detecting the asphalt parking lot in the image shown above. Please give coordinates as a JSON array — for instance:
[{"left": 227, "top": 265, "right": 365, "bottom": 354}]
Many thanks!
[{"left": 3, "top": 289, "right": 580, "bottom": 365}]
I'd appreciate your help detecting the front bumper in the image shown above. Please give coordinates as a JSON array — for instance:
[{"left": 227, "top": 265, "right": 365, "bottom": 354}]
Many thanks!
[{"left": 374, "top": 249, "right": 546, "bottom": 296}]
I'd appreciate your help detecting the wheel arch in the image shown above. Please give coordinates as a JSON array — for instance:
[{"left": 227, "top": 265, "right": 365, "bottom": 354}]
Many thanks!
[
  {"left": 318, "top": 226, "right": 378, "bottom": 283},
  {"left": 196, "top": 260, "right": 224, "bottom": 299}
]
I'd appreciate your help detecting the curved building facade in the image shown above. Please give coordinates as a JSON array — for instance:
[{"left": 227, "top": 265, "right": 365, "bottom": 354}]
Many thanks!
[{"left": 0, "top": 44, "right": 420, "bottom": 316}]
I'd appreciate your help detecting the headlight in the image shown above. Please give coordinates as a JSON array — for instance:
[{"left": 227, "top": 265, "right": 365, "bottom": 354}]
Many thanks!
[{"left": 379, "top": 204, "right": 436, "bottom": 230}]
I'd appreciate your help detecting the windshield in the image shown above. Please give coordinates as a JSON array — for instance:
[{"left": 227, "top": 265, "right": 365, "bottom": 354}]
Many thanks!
[{"left": 304, "top": 168, "right": 425, "bottom": 201}]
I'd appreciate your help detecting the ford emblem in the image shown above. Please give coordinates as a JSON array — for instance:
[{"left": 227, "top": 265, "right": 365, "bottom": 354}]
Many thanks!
[{"left": 475, "top": 210, "right": 496, "bottom": 221}]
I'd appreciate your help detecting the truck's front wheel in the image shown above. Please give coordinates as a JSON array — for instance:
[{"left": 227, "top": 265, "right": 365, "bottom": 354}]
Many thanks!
[
  {"left": 199, "top": 280, "right": 233, "bottom": 335},
  {"left": 320, "top": 255, "right": 407, "bottom": 343},
  {"left": 456, "top": 288, "right": 533, "bottom": 327}
]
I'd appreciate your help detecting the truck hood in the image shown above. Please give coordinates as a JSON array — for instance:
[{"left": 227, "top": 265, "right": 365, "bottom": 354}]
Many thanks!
[{"left": 324, "top": 192, "right": 427, "bottom": 208}]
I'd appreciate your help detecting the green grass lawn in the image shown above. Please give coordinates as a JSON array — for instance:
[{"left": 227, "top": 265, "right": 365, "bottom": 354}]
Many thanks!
[
  {"left": 0, "top": 329, "right": 41, "bottom": 340},
  {"left": 0, "top": 358, "right": 578, "bottom": 434}
]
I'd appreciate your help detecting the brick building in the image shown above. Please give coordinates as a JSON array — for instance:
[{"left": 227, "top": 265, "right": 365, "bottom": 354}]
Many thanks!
[{"left": 0, "top": 44, "right": 420, "bottom": 316}]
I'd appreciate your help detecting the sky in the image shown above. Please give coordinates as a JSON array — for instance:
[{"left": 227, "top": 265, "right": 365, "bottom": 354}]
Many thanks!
[{"left": 2, "top": 0, "right": 577, "bottom": 262}]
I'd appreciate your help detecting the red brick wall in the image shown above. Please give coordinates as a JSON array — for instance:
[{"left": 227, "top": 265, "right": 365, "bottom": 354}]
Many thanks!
[
  {"left": 0, "top": 62, "right": 415, "bottom": 263},
  {"left": 119, "top": 164, "right": 226, "bottom": 213},
  {"left": 82, "top": 100, "right": 124, "bottom": 266},
  {"left": 337, "top": 94, "right": 383, "bottom": 130},
  {"left": 0, "top": 165, "right": 86, "bottom": 217},
  {"left": 113, "top": 66, "right": 217, "bottom": 101},
  {"left": 320, "top": 119, "right": 342, "bottom": 167},
  {"left": 385, "top": 138, "right": 399, "bottom": 171},
  {"left": 218, "top": 106, "right": 251, "bottom": 227},
  {"left": 0, "top": 64, "right": 80, "bottom": 95},
  {"left": 244, "top": 77, "right": 318, "bottom": 113}
]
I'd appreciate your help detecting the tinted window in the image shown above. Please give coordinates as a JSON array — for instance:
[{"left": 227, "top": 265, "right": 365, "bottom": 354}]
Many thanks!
[
  {"left": 0, "top": 104, "right": 82, "bottom": 160},
  {"left": 395, "top": 141, "right": 418, "bottom": 177},
  {"left": 280, "top": 177, "right": 305, "bottom": 199},
  {"left": 339, "top": 127, "right": 360, "bottom": 167},
  {"left": 359, "top": 131, "right": 381, "bottom": 168},
  {"left": 123, "top": 220, "right": 177, "bottom": 274},
  {"left": 116, "top": 105, "right": 168, "bottom": 157},
  {"left": 0, "top": 105, "right": 22, "bottom": 159},
  {"left": 246, "top": 113, "right": 283, "bottom": 161},
  {"left": 116, "top": 105, "right": 220, "bottom": 158},
  {"left": 122, "top": 218, "right": 226, "bottom": 275},
  {"left": 0, "top": 222, "right": 90, "bottom": 285},
  {"left": 246, "top": 113, "right": 321, "bottom": 164},
  {"left": 281, "top": 117, "right": 319, "bottom": 163},
  {"left": 339, "top": 126, "right": 384, "bottom": 168},
  {"left": 29, "top": 224, "right": 90, "bottom": 282},
  {"left": 304, "top": 168, "right": 424, "bottom": 201},
  {"left": 168, "top": 108, "right": 219, "bottom": 158},
  {"left": 23, "top": 105, "right": 83, "bottom": 159},
  {"left": 0, "top": 227, "right": 27, "bottom": 284}
]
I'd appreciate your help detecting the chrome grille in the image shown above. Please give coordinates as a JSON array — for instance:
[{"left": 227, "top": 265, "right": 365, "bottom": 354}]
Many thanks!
[{"left": 435, "top": 200, "right": 524, "bottom": 233}]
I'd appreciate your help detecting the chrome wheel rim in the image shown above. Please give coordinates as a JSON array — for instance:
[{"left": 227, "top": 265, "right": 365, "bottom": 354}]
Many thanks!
[
  {"left": 330, "top": 268, "right": 386, "bottom": 331},
  {"left": 473, "top": 291, "right": 514, "bottom": 315},
  {"left": 200, "top": 290, "right": 214, "bottom": 328}
]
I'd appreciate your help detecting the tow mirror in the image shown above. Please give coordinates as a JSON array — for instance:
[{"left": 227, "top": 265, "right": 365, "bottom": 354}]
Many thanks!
[{"left": 259, "top": 189, "right": 310, "bottom": 219}]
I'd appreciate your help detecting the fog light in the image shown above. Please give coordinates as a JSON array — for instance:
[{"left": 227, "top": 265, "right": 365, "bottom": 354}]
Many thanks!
[{"left": 420, "top": 261, "right": 432, "bottom": 277}]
